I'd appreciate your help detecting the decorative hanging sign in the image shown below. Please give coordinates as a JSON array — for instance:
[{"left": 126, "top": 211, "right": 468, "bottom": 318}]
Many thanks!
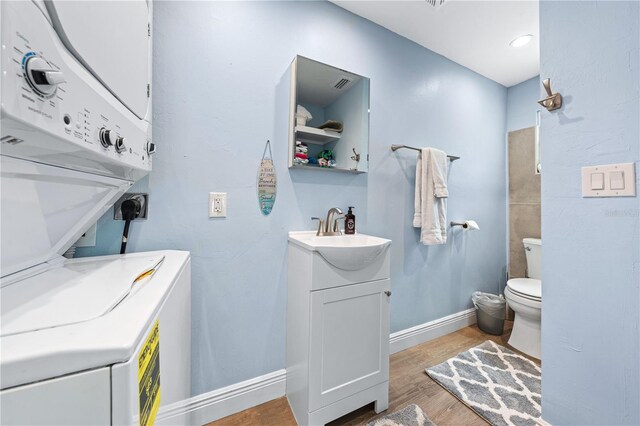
[{"left": 257, "top": 140, "right": 277, "bottom": 216}]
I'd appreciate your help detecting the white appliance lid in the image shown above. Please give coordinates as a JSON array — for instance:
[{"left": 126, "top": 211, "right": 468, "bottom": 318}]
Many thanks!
[
  {"left": 45, "top": 0, "right": 151, "bottom": 120},
  {"left": 0, "top": 156, "right": 131, "bottom": 278},
  {"left": 0, "top": 250, "right": 190, "bottom": 390},
  {"left": 1, "top": 254, "right": 165, "bottom": 337},
  {"left": 507, "top": 278, "right": 541, "bottom": 299}
]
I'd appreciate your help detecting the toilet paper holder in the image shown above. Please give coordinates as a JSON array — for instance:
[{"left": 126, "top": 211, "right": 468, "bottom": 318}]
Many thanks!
[{"left": 451, "top": 220, "right": 480, "bottom": 230}]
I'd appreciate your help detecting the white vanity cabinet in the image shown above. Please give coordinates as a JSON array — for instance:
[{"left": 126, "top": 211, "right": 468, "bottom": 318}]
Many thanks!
[{"left": 286, "top": 232, "right": 391, "bottom": 426}]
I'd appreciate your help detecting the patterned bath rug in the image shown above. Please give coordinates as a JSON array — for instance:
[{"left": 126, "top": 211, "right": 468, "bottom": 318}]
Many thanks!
[
  {"left": 425, "top": 340, "right": 541, "bottom": 426},
  {"left": 365, "top": 404, "right": 435, "bottom": 426}
]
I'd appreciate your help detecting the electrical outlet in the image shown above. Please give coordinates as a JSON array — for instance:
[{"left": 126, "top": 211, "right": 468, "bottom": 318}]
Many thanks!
[
  {"left": 209, "top": 192, "right": 227, "bottom": 218},
  {"left": 114, "top": 193, "right": 149, "bottom": 220},
  {"left": 76, "top": 223, "right": 97, "bottom": 247}
]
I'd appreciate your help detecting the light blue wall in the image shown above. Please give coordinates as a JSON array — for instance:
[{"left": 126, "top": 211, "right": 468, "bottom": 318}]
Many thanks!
[
  {"left": 506, "top": 76, "right": 540, "bottom": 132},
  {"left": 540, "top": 1, "right": 639, "bottom": 424},
  {"left": 77, "top": 1, "right": 508, "bottom": 395}
]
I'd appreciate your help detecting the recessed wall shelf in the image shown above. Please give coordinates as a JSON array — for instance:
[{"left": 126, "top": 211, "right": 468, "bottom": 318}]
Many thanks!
[
  {"left": 287, "top": 55, "right": 370, "bottom": 173},
  {"left": 295, "top": 125, "right": 341, "bottom": 145}
]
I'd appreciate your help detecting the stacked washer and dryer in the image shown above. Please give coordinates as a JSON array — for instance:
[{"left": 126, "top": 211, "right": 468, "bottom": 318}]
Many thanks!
[{"left": 1, "top": 1, "right": 191, "bottom": 425}]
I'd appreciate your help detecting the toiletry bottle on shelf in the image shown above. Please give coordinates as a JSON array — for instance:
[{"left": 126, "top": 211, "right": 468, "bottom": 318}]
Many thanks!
[{"left": 345, "top": 206, "right": 356, "bottom": 235}]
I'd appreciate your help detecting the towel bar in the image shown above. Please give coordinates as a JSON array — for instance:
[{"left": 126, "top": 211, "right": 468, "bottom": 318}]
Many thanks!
[{"left": 391, "top": 144, "right": 460, "bottom": 161}]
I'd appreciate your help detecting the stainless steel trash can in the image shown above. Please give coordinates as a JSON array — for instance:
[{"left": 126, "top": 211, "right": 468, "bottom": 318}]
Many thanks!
[{"left": 472, "top": 291, "right": 506, "bottom": 335}]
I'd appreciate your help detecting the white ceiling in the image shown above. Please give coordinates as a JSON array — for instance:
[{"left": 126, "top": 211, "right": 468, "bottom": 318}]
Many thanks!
[{"left": 332, "top": 0, "right": 539, "bottom": 87}]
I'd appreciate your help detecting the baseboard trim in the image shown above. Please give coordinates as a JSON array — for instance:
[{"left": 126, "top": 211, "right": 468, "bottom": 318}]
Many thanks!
[
  {"left": 389, "top": 308, "right": 477, "bottom": 354},
  {"left": 160, "top": 309, "right": 476, "bottom": 425},
  {"left": 155, "top": 369, "right": 286, "bottom": 426}
]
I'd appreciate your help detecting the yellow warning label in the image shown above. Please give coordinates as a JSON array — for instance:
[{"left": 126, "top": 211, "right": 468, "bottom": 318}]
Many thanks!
[{"left": 139, "top": 320, "right": 161, "bottom": 426}]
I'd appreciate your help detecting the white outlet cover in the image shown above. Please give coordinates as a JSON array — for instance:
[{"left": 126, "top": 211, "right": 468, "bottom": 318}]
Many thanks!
[
  {"left": 76, "top": 223, "right": 97, "bottom": 247},
  {"left": 209, "top": 192, "right": 227, "bottom": 218}
]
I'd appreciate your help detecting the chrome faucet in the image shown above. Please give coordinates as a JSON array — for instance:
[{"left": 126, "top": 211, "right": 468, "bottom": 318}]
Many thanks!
[{"left": 311, "top": 207, "right": 344, "bottom": 236}]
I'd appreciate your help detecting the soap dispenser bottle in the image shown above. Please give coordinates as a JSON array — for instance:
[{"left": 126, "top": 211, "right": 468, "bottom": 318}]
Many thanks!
[{"left": 345, "top": 206, "right": 356, "bottom": 235}]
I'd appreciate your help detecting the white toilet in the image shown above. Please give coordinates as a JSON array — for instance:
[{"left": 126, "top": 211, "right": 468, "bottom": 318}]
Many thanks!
[{"left": 505, "top": 238, "right": 542, "bottom": 359}]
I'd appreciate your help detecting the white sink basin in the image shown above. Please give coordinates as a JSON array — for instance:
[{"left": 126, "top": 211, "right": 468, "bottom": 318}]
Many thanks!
[{"left": 288, "top": 231, "right": 391, "bottom": 271}]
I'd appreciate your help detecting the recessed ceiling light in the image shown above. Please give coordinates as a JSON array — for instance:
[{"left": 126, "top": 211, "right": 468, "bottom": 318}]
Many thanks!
[{"left": 509, "top": 34, "right": 534, "bottom": 48}]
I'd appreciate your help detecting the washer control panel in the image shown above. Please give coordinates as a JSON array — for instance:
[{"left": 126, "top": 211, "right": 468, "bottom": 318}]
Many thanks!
[
  {"left": 22, "top": 52, "right": 66, "bottom": 98},
  {"left": 1, "top": 1, "right": 152, "bottom": 181},
  {"left": 99, "top": 127, "right": 126, "bottom": 153}
]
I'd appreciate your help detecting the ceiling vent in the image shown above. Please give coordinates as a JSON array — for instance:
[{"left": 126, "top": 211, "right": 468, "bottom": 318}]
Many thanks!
[
  {"left": 426, "top": 0, "right": 446, "bottom": 7},
  {"left": 333, "top": 76, "right": 353, "bottom": 90}
]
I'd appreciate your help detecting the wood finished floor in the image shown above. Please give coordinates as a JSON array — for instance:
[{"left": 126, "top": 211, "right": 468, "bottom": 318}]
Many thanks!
[{"left": 209, "top": 322, "right": 537, "bottom": 426}]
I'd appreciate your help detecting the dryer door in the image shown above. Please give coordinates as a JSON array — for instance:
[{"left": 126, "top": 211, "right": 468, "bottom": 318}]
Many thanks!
[{"left": 45, "top": 0, "right": 151, "bottom": 120}]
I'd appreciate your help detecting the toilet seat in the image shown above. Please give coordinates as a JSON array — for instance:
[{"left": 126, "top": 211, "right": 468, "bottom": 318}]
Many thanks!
[{"left": 506, "top": 278, "right": 541, "bottom": 301}]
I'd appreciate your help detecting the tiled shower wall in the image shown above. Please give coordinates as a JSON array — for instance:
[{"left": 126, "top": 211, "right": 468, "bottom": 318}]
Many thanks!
[{"left": 508, "top": 127, "right": 541, "bottom": 278}]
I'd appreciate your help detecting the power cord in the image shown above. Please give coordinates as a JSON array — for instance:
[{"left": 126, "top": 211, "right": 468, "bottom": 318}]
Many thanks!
[{"left": 120, "top": 198, "right": 142, "bottom": 254}]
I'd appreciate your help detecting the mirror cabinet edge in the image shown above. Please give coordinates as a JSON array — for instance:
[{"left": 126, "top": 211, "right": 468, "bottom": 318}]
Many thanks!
[{"left": 287, "top": 56, "right": 298, "bottom": 169}]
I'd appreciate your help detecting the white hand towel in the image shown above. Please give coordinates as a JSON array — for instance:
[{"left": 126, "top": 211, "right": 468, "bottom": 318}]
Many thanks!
[
  {"left": 413, "top": 148, "right": 449, "bottom": 245},
  {"left": 430, "top": 148, "right": 449, "bottom": 199}
]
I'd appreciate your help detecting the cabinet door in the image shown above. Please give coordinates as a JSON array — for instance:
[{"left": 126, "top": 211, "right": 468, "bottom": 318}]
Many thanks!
[{"left": 308, "top": 279, "right": 390, "bottom": 411}]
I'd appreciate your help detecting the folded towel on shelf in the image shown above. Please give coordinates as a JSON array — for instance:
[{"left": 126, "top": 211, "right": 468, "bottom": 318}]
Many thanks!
[
  {"left": 293, "top": 158, "right": 309, "bottom": 165},
  {"left": 413, "top": 148, "right": 449, "bottom": 245},
  {"left": 296, "top": 105, "right": 312, "bottom": 126},
  {"left": 295, "top": 153, "right": 308, "bottom": 160},
  {"left": 317, "top": 120, "right": 343, "bottom": 133}
]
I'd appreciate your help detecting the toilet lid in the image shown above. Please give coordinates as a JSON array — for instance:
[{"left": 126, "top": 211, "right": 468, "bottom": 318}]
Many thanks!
[{"left": 507, "top": 278, "right": 541, "bottom": 299}]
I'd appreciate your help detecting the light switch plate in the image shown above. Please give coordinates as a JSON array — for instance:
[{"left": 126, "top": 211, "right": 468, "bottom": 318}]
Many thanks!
[
  {"left": 582, "top": 163, "right": 636, "bottom": 197},
  {"left": 209, "top": 192, "right": 227, "bottom": 218}
]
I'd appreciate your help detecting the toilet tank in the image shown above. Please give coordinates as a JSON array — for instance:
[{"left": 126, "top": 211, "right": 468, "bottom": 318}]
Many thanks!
[{"left": 523, "top": 238, "right": 542, "bottom": 279}]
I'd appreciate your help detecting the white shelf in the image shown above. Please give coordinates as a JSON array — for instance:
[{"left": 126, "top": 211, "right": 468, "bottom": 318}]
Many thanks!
[
  {"left": 295, "top": 126, "right": 341, "bottom": 145},
  {"left": 291, "top": 164, "right": 365, "bottom": 174}
]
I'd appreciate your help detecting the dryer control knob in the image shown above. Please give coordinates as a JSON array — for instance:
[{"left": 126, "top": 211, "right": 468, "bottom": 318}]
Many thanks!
[
  {"left": 99, "top": 128, "right": 116, "bottom": 148},
  {"left": 146, "top": 141, "right": 156, "bottom": 156},
  {"left": 23, "top": 55, "right": 66, "bottom": 98},
  {"left": 114, "top": 137, "right": 126, "bottom": 153}
]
